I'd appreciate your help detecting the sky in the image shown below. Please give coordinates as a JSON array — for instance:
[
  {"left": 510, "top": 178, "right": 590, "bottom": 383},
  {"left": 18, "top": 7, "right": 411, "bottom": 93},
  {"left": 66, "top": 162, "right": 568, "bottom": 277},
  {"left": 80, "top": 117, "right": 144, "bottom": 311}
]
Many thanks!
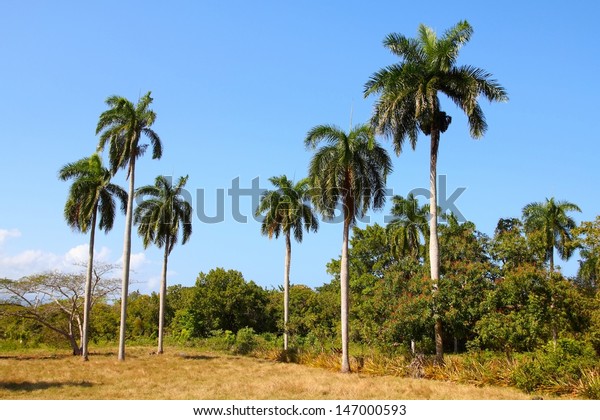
[{"left": 1, "top": 1, "right": 599, "bottom": 292}]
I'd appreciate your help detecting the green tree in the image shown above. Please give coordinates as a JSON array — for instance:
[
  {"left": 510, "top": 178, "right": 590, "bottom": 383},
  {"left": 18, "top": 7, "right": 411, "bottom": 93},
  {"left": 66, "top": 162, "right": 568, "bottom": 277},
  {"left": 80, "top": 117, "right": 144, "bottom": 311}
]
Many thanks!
[
  {"left": 305, "top": 123, "right": 392, "bottom": 372},
  {"left": 96, "top": 91, "right": 162, "bottom": 360},
  {"left": 364, "top": 21, "right": 508, "bottom": 363},
  {"left": 574, "top": 217, "right": 600, "bottom": 294},
  {"left": 255, "top": 175, "right": 318, "bottom": 350},
  {"left": 522, "top": 198, "right": 581, "bottom": 273},
  {"left": 189, "top": 268, "right": 274, "bottom": 337},
  {"left": 134, "top": 175, "right": 193, "bottom": 354},
  {"left": 58, "top": 154, "right": 127, "bottom": 360}
]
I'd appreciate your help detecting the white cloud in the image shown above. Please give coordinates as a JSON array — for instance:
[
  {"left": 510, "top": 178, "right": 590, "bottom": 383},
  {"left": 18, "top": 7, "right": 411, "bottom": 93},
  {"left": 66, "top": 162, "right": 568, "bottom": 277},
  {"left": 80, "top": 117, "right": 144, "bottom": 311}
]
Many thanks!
[
  {"left": 0, "top": 243, "right": 114, "bottom": 280},
  {"left": 0, "top": 228, "right": 21, "bottom": 246}
]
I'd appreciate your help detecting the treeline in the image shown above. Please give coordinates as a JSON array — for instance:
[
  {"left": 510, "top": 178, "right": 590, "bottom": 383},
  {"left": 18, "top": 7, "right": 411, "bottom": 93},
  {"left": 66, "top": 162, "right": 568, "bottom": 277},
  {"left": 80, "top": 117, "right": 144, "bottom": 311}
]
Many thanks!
[{"left": 4, "top": 212, "right": 598, "bottom": 359}]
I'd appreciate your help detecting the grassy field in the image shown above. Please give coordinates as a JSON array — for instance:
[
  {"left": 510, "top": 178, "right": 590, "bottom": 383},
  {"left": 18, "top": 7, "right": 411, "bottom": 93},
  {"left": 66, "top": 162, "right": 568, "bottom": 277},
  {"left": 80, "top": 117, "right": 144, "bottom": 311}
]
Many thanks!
[{"left": 0, "top": 346, "right": 538, "bottom": 400}]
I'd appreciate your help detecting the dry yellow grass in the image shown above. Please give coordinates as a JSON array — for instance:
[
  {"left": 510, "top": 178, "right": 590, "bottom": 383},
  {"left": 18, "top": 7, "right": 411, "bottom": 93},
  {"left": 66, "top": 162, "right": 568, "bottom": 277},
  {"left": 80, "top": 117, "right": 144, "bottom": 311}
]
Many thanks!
[{"left": 0, "top": 346, "right": 532, "bottom": 400}]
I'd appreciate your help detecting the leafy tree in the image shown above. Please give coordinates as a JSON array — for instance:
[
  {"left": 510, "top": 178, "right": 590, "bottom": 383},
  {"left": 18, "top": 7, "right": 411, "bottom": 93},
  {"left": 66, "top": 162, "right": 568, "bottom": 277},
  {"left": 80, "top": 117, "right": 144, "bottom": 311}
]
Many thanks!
[
  {"left": 573, "top": 217, "right": 600, "bottom": 294},
  {"left": 96, "top": 91, "right": 162, "bottom": 360},
  {"left": 305, "top": 123, "right": 392, "bottom": 372},
  {"left": 365, "top": 20, "right": 508, "bottom": 364},
  {"left": 438, "top": 215, "right": 495, "bottom": 351},
  {"left": 135, "top": 175, "right": 192, "bottom": 354},
  {"left": 58, "top": 153, "right": 127, "bottom": 360},
  {"left": 522, "top": 198, "right": 581, "bottom": 272},
  {"left": 0, "top": 267, "right": 120, "bottom": 354},
  {"left": 489, "top": 218, "right": 544, "bottom": 272},
  {"left": 255, "top": 175, "right": 318, "bottom": 350},
  {"left": 189, "top": 268, "right": 275, "bottom": 337}
]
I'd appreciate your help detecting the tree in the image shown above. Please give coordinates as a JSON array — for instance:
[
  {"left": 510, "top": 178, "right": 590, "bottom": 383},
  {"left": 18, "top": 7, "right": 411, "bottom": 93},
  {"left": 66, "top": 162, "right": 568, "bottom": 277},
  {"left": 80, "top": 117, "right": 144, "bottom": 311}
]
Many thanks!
[
  {"left": 364, "top": 21, "right": 508, "bottom": 363},
  {"left": 0, "top": 267, "right": 120, "bottom": 354},
  {"left": 134, "top": 175, "right": 193, "bottom": 354},
  {"left": 522, "top": 198, "right": 582, "bottom": 273},
  {"left": 58, "top": 154, "right": 127, "bottom": 360},
  {"left": 305, "top": 123, "right": 392, "bottom": 372},
  {"left": 574, "top": 216, "right": 600, "bottom": 294},
  {"left": 96, "top": 91, "right": 162, "bottom": 361},
  {"left": 387, "top": 193, "right": 429, "bottom": 261},
  {"left": 255, "top": 175, "right": 318, "bottom": 350},
  {"left": 189, "top": 268, "right": 274, "bottom": 337}
]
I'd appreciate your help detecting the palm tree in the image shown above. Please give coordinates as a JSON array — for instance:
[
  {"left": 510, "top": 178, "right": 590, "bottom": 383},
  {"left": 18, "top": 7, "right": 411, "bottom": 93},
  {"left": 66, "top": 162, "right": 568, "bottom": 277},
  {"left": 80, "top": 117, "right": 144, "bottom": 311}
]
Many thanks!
[
  {"left": 364, "top": 21, "right": 508, "bottom": 363},
  {"left": 305, "top": 123, "right": 391, "bottom": 372},
  {"left": 134, "top": 175, "right": 192, "bottom": 355},
  {"left": 58, "top": 153, "right": 127, "bottom": 361},
  {"left": 522, "top": 198, "right": 581, "bottom": 273},
  {"left": 255, "top": 175, "right": 318, "bottom": 350},
  {"left": 96, "top": 91, "right": 162, "bottom": 361},
  {"left": 387, "top": 193, "right": 429, "bottom": 261}
]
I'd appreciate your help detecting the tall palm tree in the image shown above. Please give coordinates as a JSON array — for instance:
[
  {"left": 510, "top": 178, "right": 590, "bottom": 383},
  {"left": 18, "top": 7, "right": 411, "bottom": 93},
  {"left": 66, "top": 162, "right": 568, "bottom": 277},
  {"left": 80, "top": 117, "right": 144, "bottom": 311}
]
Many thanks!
[
  {"left": 305, "top": 123, "right": 391, "bottom": 373},
  {"left": 58, "top": 153, "right": 127, "bottom": 361},
  {"left": 364, "top": 21, "right": 508, "bottom": 363},
  {"left": 134, "top": 175, "right": 192, "bottom": 355},
  {"left": 387, "top": 193, "right": 429, "bottom": 261},
  {"left": 96, "top": 91, "right": 162, "bottom": 361},
  {"left": 522, "top": 197, "right": 581, "bottom": 273},
  {"left": 255, "top": 175, "right": 318, "bottom": 350}
]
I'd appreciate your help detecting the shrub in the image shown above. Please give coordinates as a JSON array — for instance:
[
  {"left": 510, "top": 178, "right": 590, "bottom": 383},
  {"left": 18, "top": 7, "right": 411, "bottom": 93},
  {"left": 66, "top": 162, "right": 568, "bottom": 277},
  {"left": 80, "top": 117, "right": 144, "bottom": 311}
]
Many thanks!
[
  {"left": 233, "top": 327, "right": 257, "bottom": 355},
  {"left": 511, "top": 339, "right": 598, "bottom": 394}
]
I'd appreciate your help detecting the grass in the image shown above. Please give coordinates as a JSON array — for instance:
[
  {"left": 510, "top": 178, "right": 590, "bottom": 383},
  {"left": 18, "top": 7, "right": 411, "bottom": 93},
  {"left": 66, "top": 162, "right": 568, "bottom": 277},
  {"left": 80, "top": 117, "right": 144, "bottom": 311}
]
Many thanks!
[{"left": 0, "top": 346, "right": 534, "bottom": 400}]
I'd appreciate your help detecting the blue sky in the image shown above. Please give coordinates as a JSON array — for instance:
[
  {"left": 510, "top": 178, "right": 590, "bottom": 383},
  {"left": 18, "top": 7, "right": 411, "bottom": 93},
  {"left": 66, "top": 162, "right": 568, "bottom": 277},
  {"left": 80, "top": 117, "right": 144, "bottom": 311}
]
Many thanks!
[{"left": 1, "top": 1, "right": 599, "bottom": 292}]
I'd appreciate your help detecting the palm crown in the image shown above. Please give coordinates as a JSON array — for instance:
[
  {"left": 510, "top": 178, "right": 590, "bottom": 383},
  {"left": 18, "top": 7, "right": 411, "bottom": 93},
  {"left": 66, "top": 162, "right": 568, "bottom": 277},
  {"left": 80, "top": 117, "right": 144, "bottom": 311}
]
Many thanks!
[
  {"left": 134, "top": 175, "right": 193, "bottom": 255},
  {"left": 305, "top": 123, "right": 392, "bottom": 224},
  {"left": 256, "top": 175, "right": 318, "bottom": 242},
  {"left": 59, "top": 153, "right": 127, "bottom": 233},
  {"left": 364, "top": 20, "right": 508, "bottom": 153}
]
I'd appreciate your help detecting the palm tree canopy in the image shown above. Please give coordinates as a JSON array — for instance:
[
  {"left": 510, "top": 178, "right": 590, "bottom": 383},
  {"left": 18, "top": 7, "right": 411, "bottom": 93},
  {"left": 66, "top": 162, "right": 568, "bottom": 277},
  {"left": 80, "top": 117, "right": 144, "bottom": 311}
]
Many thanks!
[
  {"left": 255, "top": 175, "right": 318, "bottom": 242},
  {"left": 522, "top": 197, "right": 581, "bottom": 262},
  {"left": 305, "top": 123, "right": 392, "bottom": 225},
  {"left": 364, "top": 20, "right": 508, "bottom": 154},
  {"left": 387, "top": 193, "right": 429, "bottom": 259},
  {"left": 59, "top": 153, "right": 128, "bottom": 233},
  {"left": 134, "top": 175, "right": 193, "bottom": 255},
  {"left": 96, "top": 91, "right": 162, "bottom": 175}
]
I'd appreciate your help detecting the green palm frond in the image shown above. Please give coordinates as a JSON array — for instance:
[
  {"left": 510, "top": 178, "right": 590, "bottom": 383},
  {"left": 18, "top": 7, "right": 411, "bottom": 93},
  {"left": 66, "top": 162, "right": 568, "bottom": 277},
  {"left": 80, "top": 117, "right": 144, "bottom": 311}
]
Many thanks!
[{"left": 134, "top": 175, "right": 192, "bottom": 255}]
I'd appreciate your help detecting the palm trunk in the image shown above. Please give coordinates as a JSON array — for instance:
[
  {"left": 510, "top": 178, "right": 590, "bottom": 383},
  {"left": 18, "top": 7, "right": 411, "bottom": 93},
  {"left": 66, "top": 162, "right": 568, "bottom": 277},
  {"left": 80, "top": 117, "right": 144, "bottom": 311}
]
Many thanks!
[
  {"left": 283, "top": 233, "right": 291, "bottom": 351},
  {"left": 429, "top": 130, "right": 444, "bottom": 365},
  {"left": 157, "top": 235, "right": 169, "bottom": 355},
  {"left": 340, "top": 215, "right": 351, "bottom": 373},
  {"left": 81, "top": 206, "right": 97, "bottom": 362},
  {"left": 118, "top": 158, "right": 136, "bottom": 361}
]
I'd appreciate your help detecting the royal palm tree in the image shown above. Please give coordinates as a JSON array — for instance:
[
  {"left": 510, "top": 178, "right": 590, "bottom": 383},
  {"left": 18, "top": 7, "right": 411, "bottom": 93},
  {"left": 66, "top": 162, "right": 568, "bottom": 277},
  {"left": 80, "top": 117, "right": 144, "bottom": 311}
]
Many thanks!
[
  {"left": 387, "top": 193, "right": 429, "bottom": 261},
  {"left": 134, "top": 175, "right": 192, "bottom": 355},
  {"left": 58, "top": 153, "right": 127, "bottom": 361},
  {"left": 522, "top": 198, "right": 581, "bottom": 273},
  {"left": 305, "top": 123, "right": 391, "bottom": 372},
  {"left": 255, "top": 175, "right": 318, "bottom": 350},
  {"left": 96, "top": 91, "right": 162, "bottom": 360},
  {"left": 364, "top": 21, "right": 507, "bottom": 363}
]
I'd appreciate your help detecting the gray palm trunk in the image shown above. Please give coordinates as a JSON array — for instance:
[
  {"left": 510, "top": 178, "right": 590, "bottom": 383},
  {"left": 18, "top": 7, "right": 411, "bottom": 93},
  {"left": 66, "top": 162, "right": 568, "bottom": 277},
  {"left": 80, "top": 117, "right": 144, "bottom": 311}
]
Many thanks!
[
  {"left": 340, "top": 216, "right": 351, "bottom": 373},
  {"left": 81, "top": 206, "right": 98, "bottom": 361},
  {"left": 118, "top": 158, "right": 136, "bottom": 361},
  {"left": 158, "top": 235, "right": 170, "bottom": 354},
  {"left": 429, "top": 130, "right": 444, "bottom": 365},
  {"left": 283, "top": 233, "right": 291, "bottom": 351}
]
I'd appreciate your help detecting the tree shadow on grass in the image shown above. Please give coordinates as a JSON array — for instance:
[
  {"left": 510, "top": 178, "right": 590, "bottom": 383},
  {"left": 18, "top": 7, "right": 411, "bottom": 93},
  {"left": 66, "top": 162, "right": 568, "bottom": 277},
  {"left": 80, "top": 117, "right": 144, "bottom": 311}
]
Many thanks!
[
  {"left": 0, "top": 354, "right": 73, "bottom": 361},
  {"left": 177, "top": 354, "right": 219, "bottom": 361},
  {"left": 0, "top": 381, "right": 93, "bottom": 392}
]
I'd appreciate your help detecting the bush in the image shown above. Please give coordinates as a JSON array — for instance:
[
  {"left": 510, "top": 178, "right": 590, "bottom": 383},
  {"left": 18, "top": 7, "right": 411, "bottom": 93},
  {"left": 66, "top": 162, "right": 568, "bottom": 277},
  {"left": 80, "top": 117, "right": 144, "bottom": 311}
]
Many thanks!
[
  {"left": 233, "top": 327, "right": 257, "bottom": 355},
  {"left": 512, "top": 339, "right": 598, "bottom": 394}
]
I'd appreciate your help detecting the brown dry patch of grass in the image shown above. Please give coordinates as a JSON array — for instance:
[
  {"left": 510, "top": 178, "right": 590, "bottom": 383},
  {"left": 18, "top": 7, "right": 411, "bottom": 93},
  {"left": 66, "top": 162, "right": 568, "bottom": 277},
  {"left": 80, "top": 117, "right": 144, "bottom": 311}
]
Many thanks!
[{"left": 0, "top": 346, "right": 531, "bottom": 400}]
